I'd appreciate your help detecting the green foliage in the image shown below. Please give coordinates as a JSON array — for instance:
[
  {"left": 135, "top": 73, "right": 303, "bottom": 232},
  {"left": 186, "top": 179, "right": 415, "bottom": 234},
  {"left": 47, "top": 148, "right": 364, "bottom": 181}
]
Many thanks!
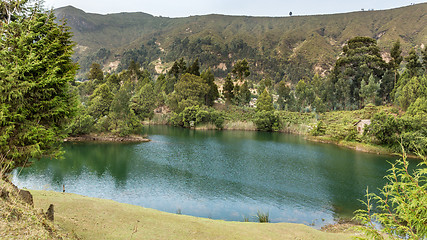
[
  {"left": 359, "top": 74, "right": 380, "bottom": 105},
  {"left": 87, "top": 62, "right": 104, "bottom": 81},
  {"left": 354, "top": 149, "right": 427, "bottom": 239},
  {"left": 311, "top": 121, "right": 326, "bottom": 136},
  {"left": 331, "top": 37, "right": 389, "bottom": 109},
  {"left": 200, "top": 68, "right": 219, "bottom": 106},
  {"left": 169, "top": 106, "right": 224, "bottom": 129},
  {"left": 68, "top": 104, "right": 94, "bottom": 136},
  {"left": 232, "top": 59, "right": 250, "bottom": 81},
  {"left": 236, "top": 81, "right": 252, "bottom": 106},
  {"left": 256, "top": 89, "right": 274, "bottom": 112},
  {"left": 254, "top": 111, "right": 282, "bottom": 132},
  {"left": 167, "top": 73, "right": 209, "bottom": 112},
  {"left": 365, "top": 111, "right": 401, "bottom": 146},
  {"left": 130, "top": 82, "right": 156, "bottom": 120},
  {"left": 394, "top": 75, "right": 427, "bottom": 110},
  {"left": 0, "top": 3, "right": 78, "bottom": 172},
  {"left": 223, "top": 74, "right": 235, "bottom": 104},
  {"left": 87, "top": 84, "right": 114, "bottom": 119},
  {"left": 404, "top": 48, "right": 423, "bottom": 77}
]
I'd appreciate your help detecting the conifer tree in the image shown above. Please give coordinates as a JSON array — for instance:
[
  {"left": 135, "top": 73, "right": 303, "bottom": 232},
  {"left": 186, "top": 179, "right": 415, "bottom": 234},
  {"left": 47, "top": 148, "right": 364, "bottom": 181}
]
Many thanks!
[
  {"left": 256, "top": 89, "right": 274, "bottom": 112},
  {"left": 0, "top": 1, "right": 78, "bottom": 172}
]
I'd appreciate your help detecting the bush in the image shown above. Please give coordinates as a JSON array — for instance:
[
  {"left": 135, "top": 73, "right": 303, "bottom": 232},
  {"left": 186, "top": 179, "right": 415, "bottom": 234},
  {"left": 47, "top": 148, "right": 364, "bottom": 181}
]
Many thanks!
[
  {"left": 169, "top": 106, "right": 224, "bottom": 129},
  {"left": 68, "top": 113, "right": 95, "bottom": 136},
  {"left": 254, "top": 111, "right": 282, "bottom": 132},
  {"left": 354, "top": 148, "right": 427, "bottom": 239},
  {"left": 365, "top": 111, "right": 401, "bottom": 146},
  {"left": 311, "top": 121, "right": 326, "bottom": 136}
]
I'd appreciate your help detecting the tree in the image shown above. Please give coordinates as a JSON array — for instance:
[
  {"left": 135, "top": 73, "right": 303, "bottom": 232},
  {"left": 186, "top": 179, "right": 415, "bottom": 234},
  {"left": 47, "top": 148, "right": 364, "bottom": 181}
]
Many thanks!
[
  {"left": 390, "top": 40, "right": 403, "bottom": 84},
  {"left": 169, "top": 58, "right": 187, "bottom": 79},
  {"left": 395, "top": 75, "right": 427, "bottom": 110},
  {"left": 107, "top": 82, "right": 142, "bottom": 136},
  {"left": 331, "top": 37, "right": 388, "bottom": 109},
  {"left": 223, "top": 74, "right": 234, "bottom": 104},
  {"left": 405, "top": 48, "right": 423, "bottom": 77},
  {"left": 87, "top": 84, "right": 114, "bottom": 119},
  {"left": 422, "top": 47, "right": 427, "bottom": 74},
  {"left": 276, "top": 80, "right": 292, "bottom": 110},
  {"left": 168, "top": 73, "right": 208, "bottom": 112},
  {"left": 130, "top": 82, "right": 157, "bottom": 120},
  {"left": 187, "top": 58, "right": 200, "bottom": 76},
  {"left": 200, "top": 68, "right": 219, "bottom": 106},
  {"left": 0, "top": 2, "right": 78, "bottom": 172},
  {"left": 238, "top": 81, "right": 252, "bottom": 106},
  {"left": 232, "top": 59, "right": 250, "bottom": 82},
  {"left": 359, "top": 74, "right": 380, "bottom": 105},
  {"left": 256, "top": 89, "right": 274, "bottom": 112},
  {"left": 87, "top": 62, "right": 104, "bottom": 81}
]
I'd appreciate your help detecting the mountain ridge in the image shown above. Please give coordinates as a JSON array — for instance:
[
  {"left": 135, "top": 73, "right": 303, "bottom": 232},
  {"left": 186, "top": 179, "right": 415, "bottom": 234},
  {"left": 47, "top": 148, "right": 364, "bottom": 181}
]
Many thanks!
[{"left": 54, "top": 4, "right": 427, "bottom": 81}]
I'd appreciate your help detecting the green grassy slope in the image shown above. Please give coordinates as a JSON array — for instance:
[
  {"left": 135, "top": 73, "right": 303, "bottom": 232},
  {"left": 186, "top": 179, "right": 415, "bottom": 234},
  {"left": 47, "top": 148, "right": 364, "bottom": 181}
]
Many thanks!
[
  {"left": 55, "top": 3, "right": 427, "bottom": 78},
  {"left": 31, "top": 190, "right": 357, "bottom": 240}
]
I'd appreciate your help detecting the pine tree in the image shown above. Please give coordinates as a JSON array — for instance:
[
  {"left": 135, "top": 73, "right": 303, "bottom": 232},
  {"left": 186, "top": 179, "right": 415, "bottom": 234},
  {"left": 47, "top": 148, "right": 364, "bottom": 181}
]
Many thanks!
[
  {"left": 256, "top": 89, "right": 274, "bottom": 112},
  {"left": 223, "top": 74, "right": 234, "bottom": 104},
  {"left": 0, "top": 2, "right": 78, "bottom": 172}
]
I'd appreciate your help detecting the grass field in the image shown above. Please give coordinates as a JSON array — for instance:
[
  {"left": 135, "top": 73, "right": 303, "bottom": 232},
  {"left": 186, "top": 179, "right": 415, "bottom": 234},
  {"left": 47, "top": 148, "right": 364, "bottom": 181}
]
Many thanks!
[{"left": 31, "top": 190, "right": 359, "bottom": 240}]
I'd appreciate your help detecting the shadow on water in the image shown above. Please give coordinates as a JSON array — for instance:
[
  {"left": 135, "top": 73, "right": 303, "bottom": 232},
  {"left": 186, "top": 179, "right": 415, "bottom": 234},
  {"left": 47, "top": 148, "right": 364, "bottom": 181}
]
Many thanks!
[{"left": 13, "top": 125, "right": 405, "bottom": 227}]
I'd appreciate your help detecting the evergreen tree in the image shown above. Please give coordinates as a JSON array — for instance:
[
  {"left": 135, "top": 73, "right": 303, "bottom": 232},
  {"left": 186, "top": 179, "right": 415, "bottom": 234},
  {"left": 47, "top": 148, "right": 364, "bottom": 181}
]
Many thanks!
[
  {"left": 359, "top": 74, "right": 380, "bottom": 105},
  {"left": 187, "top": 58, "right": 200, "bottom": 76},
  {"left": 276, "top": 80, "right": 292, "bottom": 110},
  {"left": 332, "top": 37, "right": 388, "bottom": 109},
  {"left": 167, "top": 73, "right": 208, "bottom": 112},
  {"left": 390, "top": 40, "right": 403, "bottom": 84},
  {"left": 87, "top": 62, "right": 104, "bottom": 81},
  {"left": 200, "top": 68, "right": 219, "bottom": 106},
  {"left": 87, "top": 84, "right": 114, "bottom": 119},
  {"left": 232, "top": 59, "right": 250, "bottom": 82},
  {"left": 223, "top": 74, "right": 234, "bottom": 104},
  {"left": 256, "top": 89, "right": 274, "bottom": 112},
  {"left": 0, "top": 2, "right": 78, "bottom": 172},
  {"left": 130, "top": 82, "right": 157, "bottom": 120},
  {"left": 405, "top": 48, "right": 423, "bottom": 77},
  {"left": 238, "top": 81, "right": 252, "bottom": 105}
]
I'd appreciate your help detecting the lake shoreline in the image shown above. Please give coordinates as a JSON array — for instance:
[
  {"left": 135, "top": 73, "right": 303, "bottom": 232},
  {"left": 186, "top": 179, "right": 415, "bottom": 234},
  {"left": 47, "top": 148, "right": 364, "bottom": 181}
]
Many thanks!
[
  {"left": 64, "top": 133, "right": 150, "bottom": 143},
  {"left": 156, "top": 122, "right": 398, "bottom": 157}
]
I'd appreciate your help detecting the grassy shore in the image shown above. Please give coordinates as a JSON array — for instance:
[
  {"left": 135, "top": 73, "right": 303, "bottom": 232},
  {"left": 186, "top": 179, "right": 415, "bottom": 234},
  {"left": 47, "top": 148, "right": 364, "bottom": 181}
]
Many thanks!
[{"left": 30, "top": 190, "right": 359, "bottom": 240}]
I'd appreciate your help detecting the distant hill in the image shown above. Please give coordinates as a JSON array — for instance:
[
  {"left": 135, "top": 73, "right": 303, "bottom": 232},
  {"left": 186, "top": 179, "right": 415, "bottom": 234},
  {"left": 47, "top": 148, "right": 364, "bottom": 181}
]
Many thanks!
[{"left": 55, "top": 4, "right": 427, "bottom": 81}]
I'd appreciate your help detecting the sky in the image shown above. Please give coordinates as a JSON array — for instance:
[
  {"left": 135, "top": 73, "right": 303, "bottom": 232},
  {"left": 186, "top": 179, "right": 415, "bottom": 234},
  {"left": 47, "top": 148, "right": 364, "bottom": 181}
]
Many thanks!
[{"left": 43, "top": 0, "right": 426, "bottom": 17}]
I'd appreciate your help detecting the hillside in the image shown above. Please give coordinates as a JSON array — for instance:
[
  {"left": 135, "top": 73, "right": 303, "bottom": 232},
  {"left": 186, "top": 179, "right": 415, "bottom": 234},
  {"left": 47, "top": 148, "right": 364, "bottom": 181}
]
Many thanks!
[{"left": 54, "top": 4, "right": 427, "bottom": 81}]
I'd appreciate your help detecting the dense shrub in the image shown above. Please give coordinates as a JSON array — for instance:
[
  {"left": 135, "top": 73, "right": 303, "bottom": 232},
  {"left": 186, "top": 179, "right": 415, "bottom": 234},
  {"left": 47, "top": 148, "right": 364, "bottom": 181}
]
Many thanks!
[
  {"left": 253, "top": 111, "right": 282, "bottom": 132},
  {"left": 311, "top": 121, "right": 326, "bottom": 136},
  {"left": 365, "top": 111, "right": 401, "bottom": 146},
  {"left": 169, "top": 106, "right": 224, "bottom": 129}
]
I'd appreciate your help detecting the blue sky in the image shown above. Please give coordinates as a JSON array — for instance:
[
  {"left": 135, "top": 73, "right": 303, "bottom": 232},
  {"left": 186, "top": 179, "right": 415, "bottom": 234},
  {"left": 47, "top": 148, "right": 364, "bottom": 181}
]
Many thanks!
[{"left": 44, "top": 0, "right": 426, "bottom": 17}]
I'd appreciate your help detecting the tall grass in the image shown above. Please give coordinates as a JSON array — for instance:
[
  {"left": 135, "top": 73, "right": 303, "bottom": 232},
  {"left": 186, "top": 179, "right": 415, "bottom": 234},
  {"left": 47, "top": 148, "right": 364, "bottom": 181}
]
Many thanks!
[{"left": 256, "top": 211, "right": 269, "bottom": 223}]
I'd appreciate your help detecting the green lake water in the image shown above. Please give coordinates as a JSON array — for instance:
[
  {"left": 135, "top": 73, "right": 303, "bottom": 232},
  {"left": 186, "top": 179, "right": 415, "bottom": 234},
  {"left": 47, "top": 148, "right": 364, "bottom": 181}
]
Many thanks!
[{"left": 13, "top": 125, "right": 400, "bottom": 227}]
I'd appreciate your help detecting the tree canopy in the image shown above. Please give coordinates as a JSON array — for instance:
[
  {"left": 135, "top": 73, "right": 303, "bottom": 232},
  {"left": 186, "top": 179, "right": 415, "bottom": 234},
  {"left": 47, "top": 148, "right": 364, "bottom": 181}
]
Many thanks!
[{"left": 0, "top": 1, "right": 78, "bottom": 172}]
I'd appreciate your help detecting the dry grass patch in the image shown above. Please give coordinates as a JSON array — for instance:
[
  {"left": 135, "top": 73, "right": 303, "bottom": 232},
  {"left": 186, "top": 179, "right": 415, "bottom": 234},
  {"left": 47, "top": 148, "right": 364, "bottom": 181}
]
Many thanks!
[
  {"left": 0, "top": 180, "right": 76, "bottom": 240},
  {"left": 31, "top": 190, "right": 359, "bottom": 240}
]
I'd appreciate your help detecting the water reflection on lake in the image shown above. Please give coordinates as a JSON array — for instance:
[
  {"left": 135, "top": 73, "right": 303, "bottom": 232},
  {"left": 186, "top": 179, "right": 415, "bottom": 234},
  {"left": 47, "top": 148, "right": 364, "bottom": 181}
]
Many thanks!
[{"left": 13, "top": 125, "right": 399, "bottom": 228}]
